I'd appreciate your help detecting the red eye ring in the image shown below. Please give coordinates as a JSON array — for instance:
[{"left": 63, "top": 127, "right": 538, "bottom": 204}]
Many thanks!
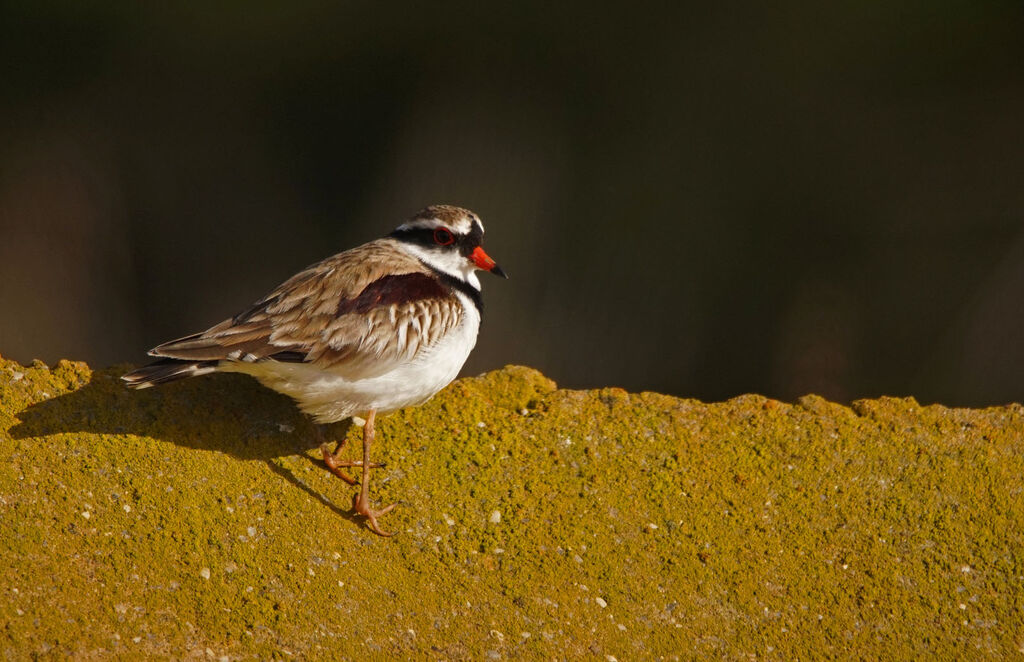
[{"left": 433, "top": 228, "right": 455, "bottom": 245}]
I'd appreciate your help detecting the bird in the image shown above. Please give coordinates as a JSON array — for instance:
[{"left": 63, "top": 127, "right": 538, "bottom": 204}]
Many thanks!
[{"left": 122, "top": 205, "right": 507, "bottom": 535}]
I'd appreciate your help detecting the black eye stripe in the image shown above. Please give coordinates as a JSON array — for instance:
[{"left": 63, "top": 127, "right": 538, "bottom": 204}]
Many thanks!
[
  {"left": 452, "top": 222, "right": 480, "bottom": 255},
  {"left": 391, "top": 223, "right": 484, "bottom": 255},
  {"left": 390, "top": 227, "right": 465, "bottom": 247},
  {"left": 390, "top": 227, "right": 437, "bottom": 246}
]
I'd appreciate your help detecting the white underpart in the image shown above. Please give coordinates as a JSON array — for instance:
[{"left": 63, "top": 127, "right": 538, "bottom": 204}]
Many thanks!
[{"left": 224, "top": 292, "right": 480, "bottom": 423}]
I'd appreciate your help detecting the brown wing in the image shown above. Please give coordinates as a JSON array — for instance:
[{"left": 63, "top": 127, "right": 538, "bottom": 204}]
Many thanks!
[{"left": 149, "top": 239, "right": 465, "bottom": 378}]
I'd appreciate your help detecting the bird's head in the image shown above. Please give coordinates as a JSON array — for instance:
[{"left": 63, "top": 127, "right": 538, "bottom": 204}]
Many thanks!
[{"left": 391, "top": 205, "right": 507, "bottom": 286}]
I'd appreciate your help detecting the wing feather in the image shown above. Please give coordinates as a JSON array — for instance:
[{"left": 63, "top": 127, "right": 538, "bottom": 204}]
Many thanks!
[{"left": 149, "top": 239, "right": 465, "bottom": 376}]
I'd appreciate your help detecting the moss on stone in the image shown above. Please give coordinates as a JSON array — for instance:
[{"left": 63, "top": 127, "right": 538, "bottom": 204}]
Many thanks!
[{"left": 1, "top": 355, "right": 1022, "bottom": 658}]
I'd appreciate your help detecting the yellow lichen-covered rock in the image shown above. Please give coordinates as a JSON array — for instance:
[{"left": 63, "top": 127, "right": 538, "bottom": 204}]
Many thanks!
[{"left": 1, "top": 355, "right": 1022, "bottom": 658}]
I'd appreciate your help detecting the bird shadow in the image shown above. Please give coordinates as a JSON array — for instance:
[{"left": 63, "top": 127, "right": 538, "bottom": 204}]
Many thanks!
[{"left": 8, "top": 365, "right": 360, "bottom": 523}]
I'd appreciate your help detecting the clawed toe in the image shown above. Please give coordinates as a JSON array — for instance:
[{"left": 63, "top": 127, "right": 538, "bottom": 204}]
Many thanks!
[
  {"left": 352, "top": 493, "right": 397, "bottom": 537},
  {"left": 320, "top": 442, "right": 388, "bottom": 485},
  {"left": 320, "top": 443, "right": 358, "bottom": 485}
]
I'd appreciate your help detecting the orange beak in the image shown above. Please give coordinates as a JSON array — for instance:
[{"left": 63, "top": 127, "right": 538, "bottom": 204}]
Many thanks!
[{"left": 470, "top": 246, "right": 508, "bottom": 278}]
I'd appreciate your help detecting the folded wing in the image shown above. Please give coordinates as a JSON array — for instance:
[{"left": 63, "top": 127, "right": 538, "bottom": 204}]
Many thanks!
[{"left": 148, "top": 240, "right": 464, "bottom": 380}]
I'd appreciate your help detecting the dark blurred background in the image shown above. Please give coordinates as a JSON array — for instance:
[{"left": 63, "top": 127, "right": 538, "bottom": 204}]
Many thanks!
[{"left": 2, "top": 2, "right": 1023, "bottom": 406}]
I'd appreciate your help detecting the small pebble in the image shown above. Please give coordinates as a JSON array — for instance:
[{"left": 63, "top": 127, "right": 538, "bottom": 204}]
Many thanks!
[
  {"left": 489, "top": 510, "right": 501, "bottom": 524},
  {"left": 595, "top": 597, "right": 608, "bottom": 608},
  {"left": 199, "top": 568, "right": 211, "bottom": 580},
  {"left": 81, "top": 511, "right": 91, "bottom": 520}
]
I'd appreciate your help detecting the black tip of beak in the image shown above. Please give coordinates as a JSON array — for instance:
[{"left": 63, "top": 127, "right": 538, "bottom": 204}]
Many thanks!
[{"left": 491, "top": 264, "right": 509, "bottom": 279}]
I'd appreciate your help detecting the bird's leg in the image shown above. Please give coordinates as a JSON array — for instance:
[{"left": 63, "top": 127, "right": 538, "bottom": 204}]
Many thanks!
[
  {"left": 317, "top": 423, "right": 383, "bottom": 486},
  {"left": 351, "top": 409, "right": 397, "bottom": 536}
]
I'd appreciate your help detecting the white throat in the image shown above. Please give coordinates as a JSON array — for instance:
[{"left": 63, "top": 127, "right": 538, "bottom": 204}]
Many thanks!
[{"left": 398, "top": 242, "right": 482, "bottom": 291}]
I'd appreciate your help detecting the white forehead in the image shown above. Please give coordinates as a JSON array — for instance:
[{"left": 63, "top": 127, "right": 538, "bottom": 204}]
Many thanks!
[{"left": 396, "top": 206, "right": 484, "bottom": 236}]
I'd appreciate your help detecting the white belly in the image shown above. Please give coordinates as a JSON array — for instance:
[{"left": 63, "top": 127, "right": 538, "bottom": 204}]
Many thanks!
[{"left": 222, "top": 298, "right": 480, "bottom": 423}]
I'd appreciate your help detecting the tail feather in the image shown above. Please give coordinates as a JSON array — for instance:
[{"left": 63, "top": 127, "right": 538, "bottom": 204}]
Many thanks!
[{"left": 121, "top": 357, "right": 218, "bottom": 389}]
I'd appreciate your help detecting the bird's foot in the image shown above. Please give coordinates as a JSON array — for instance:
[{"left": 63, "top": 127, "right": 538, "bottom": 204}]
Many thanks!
[
  {"left": 320, "top": 442, "right": 384, "bottom": 486},
  {"left": 352, "top": 492, "right": 397, "bottom": 537}
]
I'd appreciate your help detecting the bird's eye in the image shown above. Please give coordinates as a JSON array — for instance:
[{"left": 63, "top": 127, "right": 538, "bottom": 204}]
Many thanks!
[{"left": 433, "top": 228, "right": 455, "bottom": 245}]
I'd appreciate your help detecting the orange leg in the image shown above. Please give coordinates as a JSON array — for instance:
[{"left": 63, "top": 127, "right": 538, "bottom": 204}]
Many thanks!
[
  {"left": 318, "top": 424, "right": 383, "bottom": 486},
  {"left": 350, "top": 409, "right": 397, "bottom": 536}
]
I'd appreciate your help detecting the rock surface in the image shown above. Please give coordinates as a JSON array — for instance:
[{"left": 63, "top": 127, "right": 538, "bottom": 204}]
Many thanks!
[{"left": 1, "top": 356, "right": 1022, "bottom": 659}]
